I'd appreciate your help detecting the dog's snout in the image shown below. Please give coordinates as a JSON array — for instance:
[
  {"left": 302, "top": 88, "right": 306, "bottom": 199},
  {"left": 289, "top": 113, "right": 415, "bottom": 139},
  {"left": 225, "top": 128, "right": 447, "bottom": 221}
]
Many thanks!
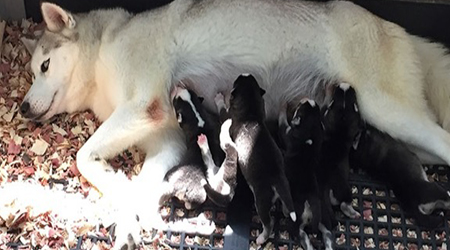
[{"left": 20, "top": 101, "right": 31, "bottom": 117}]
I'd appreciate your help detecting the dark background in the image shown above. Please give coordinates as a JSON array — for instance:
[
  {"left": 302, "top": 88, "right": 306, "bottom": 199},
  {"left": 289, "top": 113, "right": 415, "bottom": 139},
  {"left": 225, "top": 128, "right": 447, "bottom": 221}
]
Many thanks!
[{"left": 24, "top": 0, "right": 450, "bottom": 47}]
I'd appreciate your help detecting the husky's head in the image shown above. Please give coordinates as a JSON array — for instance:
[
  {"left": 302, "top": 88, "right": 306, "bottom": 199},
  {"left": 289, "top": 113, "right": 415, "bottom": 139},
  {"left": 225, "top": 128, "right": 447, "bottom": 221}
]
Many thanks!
[{"left": 20, "top": 3, "right": 81, "bottom": 121}]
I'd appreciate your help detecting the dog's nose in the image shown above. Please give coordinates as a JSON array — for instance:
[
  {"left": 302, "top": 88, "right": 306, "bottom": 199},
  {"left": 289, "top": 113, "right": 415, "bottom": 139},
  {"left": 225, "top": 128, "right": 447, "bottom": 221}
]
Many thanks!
[{"left": 20, "top": 101, "right": 31, "bottom": 116}]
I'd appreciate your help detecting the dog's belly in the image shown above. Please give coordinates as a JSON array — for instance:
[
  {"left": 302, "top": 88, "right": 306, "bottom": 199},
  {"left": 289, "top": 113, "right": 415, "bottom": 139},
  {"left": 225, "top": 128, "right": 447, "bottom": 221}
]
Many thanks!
[
  {"left": 171, "top": 1, "right": 343, "bottom": 119},
  {"left": 179, "top": 64, "right": 332, "bottom": 120}
]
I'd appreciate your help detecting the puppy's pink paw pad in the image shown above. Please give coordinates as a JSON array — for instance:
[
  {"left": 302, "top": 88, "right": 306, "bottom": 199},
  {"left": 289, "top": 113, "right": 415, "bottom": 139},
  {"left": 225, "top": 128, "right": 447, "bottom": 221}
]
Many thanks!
[{"left": 197, "top": 134, "right": 208, "bottom": 145}]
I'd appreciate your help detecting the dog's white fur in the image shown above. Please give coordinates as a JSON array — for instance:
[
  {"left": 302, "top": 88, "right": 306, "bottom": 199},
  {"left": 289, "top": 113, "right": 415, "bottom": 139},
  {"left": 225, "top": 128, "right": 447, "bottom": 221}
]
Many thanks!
[{"left": 21, "top": 0, "right": 450, "bottom": 247}]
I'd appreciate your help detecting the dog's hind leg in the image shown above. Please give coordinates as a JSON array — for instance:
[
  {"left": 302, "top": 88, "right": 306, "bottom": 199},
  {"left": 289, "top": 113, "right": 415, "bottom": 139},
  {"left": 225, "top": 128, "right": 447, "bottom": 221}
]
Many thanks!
[
  {"left": 408, "top": 144, "right": 447, "bottom": 165},
  {"left": 357, "top": 90, "right": 450, "bottom": 166},
  {"left": 417, "top": 182, "right": 450, "bottom": 215}
]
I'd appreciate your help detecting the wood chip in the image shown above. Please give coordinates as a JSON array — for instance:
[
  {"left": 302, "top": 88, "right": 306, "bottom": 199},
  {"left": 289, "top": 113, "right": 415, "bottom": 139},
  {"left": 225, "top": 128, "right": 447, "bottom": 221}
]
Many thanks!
[{"left": 29, "top": 139, "right": 49, "bottom": 156}]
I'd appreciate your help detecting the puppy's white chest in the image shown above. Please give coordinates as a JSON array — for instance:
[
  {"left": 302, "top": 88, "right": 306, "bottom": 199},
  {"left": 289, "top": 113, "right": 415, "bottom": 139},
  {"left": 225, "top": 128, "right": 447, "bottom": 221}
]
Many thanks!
[{"left": 235, "top": 127, "right": 258, "bottom": 166}]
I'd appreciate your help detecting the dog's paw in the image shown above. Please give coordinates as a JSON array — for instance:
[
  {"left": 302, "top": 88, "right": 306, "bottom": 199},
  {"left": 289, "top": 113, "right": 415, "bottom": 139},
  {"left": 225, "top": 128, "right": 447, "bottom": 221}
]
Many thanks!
[
  {"left": 101, "top": 170, "right": 132, "bottom": 200},
  {"left": 112, "top": 212, "right": 141, "bottom": 250},
  {"left": 138, "top": 210, "right": 166, "bottom": 232}
]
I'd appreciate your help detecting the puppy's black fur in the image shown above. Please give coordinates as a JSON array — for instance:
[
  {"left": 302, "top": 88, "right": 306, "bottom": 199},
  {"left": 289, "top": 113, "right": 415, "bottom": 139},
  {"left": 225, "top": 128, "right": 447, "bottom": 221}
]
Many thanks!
[
  {"left": 225, "top": 74, "right": 296, "bottom": 244},
  {"left": 280, "top": 99, "right": 328, "bottom": 249},
  {"left": 350, "top": 123, "right": 450, "bottom": 228},
  {"left": 160, "top": 87, "right": 219, "bottom": 209},
  {"left": 320, "top": 83, "right": 361, "bottom": 219}
]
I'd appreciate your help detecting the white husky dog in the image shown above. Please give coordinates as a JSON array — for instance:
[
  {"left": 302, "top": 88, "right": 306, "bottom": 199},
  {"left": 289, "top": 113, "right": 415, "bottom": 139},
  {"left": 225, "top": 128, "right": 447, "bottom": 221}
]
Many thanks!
[{"left": 20, "top": 0, "right": 450, "bottom": 248}]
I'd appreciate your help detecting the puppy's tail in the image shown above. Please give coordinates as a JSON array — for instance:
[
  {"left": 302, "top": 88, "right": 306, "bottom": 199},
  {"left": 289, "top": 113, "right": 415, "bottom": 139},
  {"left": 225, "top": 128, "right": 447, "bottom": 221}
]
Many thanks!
[
  {"left": 274, "top": 177, "right": 297, "bottom": 222},
  {"left": 201, "top": 179, "right": 232, "bottom": 207}
]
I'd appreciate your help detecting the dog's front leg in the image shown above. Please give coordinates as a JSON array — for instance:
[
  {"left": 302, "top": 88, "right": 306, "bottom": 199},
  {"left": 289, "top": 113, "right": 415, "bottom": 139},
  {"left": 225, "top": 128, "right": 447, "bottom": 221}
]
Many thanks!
[
  {"left": 131, "top": 128, "right": 185, "bottom": 230},
  {"left": 76, "top": 103, "right": 159, "bottom": 196},
  {"left": 75, "top": 101, "right": 184, "bottom": 249}
]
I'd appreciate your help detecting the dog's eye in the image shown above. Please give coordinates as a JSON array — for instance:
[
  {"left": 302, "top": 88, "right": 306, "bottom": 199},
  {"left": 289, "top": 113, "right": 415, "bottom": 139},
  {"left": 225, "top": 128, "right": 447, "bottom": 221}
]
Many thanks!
[{"left": 41, "top": 58, "right": 50, "bottom": 73}]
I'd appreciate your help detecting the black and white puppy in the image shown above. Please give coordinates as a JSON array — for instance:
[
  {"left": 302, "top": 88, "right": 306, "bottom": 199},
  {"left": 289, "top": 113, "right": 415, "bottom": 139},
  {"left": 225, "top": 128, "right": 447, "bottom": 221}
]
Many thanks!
[
  {"left": 198, "top": 131, "right": 238, "bottom": 207},
  {"left": 198, "top": 93, "right": 239, "bottom": 207},
  {"left": 350, "top": 123, "right": 450, "bottom": 228},
  {"left": 221, "top": 74, "right": 297, "bottom": 245},
  {"left": 279, "top": 99, "right": 333, "bottom": 250},
  {"left": 320, "top": 83, "right": 361, "bottom": 219},
  {"left": 159, "top": 87, "right": 219, "bottom": 209}
]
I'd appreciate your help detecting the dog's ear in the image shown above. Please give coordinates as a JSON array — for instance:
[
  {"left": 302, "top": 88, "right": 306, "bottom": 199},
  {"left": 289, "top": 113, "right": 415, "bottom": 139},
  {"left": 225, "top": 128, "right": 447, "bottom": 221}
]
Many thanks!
[
  {"left": 198, "top": 97, "right": 204, "bottom": 103},
  {"left": 259, "top": 87, "right": 266, "bottom": 96},
  {"left": 41, "top": 2, "right": 76, "bottom": 32}
]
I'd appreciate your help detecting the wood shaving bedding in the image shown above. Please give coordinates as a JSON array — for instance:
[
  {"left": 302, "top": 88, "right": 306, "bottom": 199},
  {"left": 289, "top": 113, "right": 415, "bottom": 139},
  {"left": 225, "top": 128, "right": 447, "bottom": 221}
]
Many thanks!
[{"left": 0, "top": 19, "right": 157, "bottom": 250}]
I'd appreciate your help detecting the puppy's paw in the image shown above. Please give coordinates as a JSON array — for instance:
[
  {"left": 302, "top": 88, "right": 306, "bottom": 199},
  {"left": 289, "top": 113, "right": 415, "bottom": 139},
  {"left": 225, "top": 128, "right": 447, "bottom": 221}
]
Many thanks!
[
  {"left": 256, "top": 233, "right": 268, "bottom": 245},
  {"left": 340, "top": 202, "right": 361, "bottom": 219},
  {"left": 197, "top": 134, "right": 209, "bottom": 152},
  {"left": 219, "top": 181, "right": 231, "bottom": 195},
  {"left": 219, "top": 119, "right": 234, "bottom": 150},
  {"left": 214, "top": 93, "right": 226, "bottom": 109}
]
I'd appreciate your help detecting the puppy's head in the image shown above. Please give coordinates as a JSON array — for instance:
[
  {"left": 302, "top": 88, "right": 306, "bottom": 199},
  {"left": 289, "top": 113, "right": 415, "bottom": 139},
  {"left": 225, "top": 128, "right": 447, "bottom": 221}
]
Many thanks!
[
  {"left": 229, "top": 74, "right": 266, "bottom": 121},
  {"left": 287, "top": 98, "right": 322, "bottom": 146},
  {"left": 323, "top": 83, "right": 361, "bottom": 138},
  {"left": 172, "top": 88, "right": 205, "bottom": 140}
]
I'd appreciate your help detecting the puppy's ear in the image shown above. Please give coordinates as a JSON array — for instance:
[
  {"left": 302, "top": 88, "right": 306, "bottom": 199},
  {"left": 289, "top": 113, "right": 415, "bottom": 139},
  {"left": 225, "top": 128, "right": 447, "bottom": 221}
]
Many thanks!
[
  {"left": 41, "top": 2, "right": 76, "bottom": 32},
  {"left": 198, "top": 97, "right": 204, "bottom": 103},
  {"left": 259, "top": 87, "right": 266, "bottom": 96}
]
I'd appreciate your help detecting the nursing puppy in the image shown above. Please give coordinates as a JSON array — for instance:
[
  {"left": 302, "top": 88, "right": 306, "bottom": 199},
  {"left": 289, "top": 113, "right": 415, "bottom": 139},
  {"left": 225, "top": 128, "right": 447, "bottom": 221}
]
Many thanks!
[
  {"left": 198, "top": 93, "right": 238, "bottom": 207},
  {"left": 159, "top": 87, "right": 218, "bottom": 209},
  {"left": 175, "top": 86, "right": 226, "bottom": 168},
  {"left": 320, "top": 83, "right": 361, "bottom": 219},
  {"left": 350, "top": 124, "right": 450, "bottom": 228},
  {"left": 279, "top": 99, "right": 333, "bottom": 250},
  {"left": 221, "top": 74, "right": 296, "bottom": 245}
]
